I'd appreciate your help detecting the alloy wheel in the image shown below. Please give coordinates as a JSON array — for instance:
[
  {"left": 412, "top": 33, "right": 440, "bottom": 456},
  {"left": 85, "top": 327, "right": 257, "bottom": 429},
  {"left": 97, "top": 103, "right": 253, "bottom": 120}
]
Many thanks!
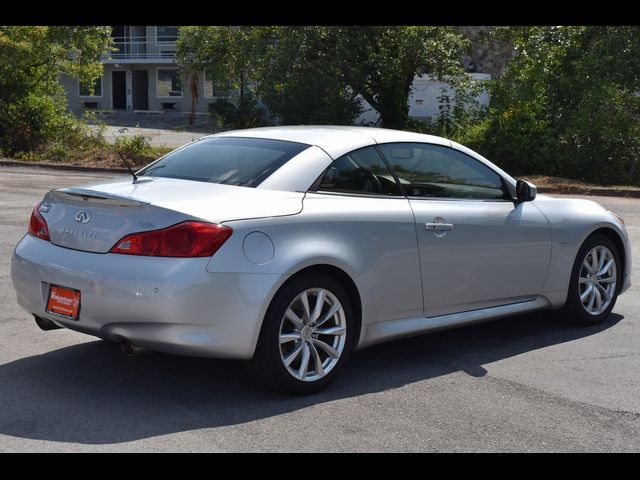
[
  {"left": 578, "top": 245, "right": 617, "bottom": 316},
  {"left": 278, "top": 288, "right": 347, "bottom": 382}
]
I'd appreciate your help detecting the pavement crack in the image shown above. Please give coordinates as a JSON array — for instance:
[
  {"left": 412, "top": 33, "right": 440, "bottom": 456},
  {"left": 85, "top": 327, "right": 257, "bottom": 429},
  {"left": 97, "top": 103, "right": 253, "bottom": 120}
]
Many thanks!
[
  {"left": 484, "top": 374, "right": 640, "bottom": 418},
  {"left": 561, "top": 353, "right": 640, "bottom": 362}
]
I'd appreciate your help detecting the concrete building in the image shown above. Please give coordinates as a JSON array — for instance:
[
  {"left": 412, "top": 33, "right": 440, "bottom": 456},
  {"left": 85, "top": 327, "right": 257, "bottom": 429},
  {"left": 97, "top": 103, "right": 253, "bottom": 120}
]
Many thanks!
[{"left": 60, "top": 26, "right": 227, "bottom": 116}]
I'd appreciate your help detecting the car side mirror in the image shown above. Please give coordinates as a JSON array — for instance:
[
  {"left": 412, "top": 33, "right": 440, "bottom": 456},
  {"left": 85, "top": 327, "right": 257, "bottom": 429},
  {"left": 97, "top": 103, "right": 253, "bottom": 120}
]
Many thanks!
[{"left": 516, "top": 180, "right": 537, "bottom": 202}]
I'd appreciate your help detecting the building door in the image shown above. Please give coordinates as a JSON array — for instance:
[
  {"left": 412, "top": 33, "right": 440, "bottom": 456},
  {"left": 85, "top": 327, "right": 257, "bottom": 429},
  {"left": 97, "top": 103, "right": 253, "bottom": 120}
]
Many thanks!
[
  {"left": 132, "top": 71, "right": 149, "bottom": 110},
  {"left": 112, "top": 71, "right": 127, "bottom": 110}
]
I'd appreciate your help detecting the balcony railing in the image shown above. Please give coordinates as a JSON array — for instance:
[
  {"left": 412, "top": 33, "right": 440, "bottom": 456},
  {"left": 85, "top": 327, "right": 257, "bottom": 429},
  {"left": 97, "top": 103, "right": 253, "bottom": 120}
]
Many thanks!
[{"left": 107, "top": 36, "right": 177, "bottom": 60}]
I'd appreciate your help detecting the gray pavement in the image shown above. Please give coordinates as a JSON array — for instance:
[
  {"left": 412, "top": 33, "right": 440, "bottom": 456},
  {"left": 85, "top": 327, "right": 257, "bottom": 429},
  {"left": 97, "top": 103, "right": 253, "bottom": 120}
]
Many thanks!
[
  {"left": 86, "top": 110, "right": 217, "bottom": 148},
  {"left": 1, "top": 165, "right": 639, "bottom": 452}
]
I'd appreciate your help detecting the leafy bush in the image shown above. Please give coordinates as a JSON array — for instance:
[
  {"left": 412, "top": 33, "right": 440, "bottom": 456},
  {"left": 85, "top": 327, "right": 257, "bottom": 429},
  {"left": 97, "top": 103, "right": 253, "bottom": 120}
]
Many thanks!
[
  {"left": 0, "top": 26, "right": 111, "bottom": 156},
  {"left": 209, "top": 98, "right": 238, "bottom": 127},
  {"left": 209, "top": 93, "right": 266, "bottom": 129},
  {"left": 114, "top": 134, "right": 152, "bottom": 157},
  {"left": 0, "top": 91, "right": 70, "bottom": 155},
  {"left": 407, "top": 82, "right": 490, "bottom": 155},
  {"left": 48, "top": 144, "right": 70, "bottom": 162},
  {"left": 78, "top": 111, "right": 109, "bottom": 148}
]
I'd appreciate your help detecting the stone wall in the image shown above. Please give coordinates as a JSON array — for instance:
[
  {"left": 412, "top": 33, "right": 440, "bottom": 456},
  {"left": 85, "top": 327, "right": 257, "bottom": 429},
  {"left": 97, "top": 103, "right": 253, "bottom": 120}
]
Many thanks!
[{"left": 453, "top": 26, "right": 515, "bottom": 77}]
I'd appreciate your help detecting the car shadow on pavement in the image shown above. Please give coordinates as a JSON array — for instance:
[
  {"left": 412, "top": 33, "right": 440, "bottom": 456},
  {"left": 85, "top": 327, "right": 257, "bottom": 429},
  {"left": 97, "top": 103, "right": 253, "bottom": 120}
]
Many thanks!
[{"left": 0, "top": 311, "right": 623, "bottom": 445}]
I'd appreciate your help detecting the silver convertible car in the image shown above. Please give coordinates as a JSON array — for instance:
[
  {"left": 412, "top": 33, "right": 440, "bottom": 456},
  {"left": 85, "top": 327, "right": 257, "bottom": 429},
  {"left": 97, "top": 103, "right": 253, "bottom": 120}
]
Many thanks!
[{"left": 11, "top": 126, "right": 631, "bottom": 393}]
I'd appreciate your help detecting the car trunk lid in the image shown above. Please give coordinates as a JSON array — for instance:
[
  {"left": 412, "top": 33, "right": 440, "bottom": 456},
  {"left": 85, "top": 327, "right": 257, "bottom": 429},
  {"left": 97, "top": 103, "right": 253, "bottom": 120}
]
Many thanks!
[{"left": 42, "top": 177, "right": 304, "bottom": 253}]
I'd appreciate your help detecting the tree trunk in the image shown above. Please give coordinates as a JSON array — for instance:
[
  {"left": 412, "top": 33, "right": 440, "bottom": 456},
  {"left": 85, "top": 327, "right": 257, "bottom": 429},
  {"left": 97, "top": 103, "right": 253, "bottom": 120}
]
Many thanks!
[
  {"left": 189, "top": 71, "right": 199, "bottom": 126},
  {"left": 377, "top": 95, "right": 410, "bottom": 129}
]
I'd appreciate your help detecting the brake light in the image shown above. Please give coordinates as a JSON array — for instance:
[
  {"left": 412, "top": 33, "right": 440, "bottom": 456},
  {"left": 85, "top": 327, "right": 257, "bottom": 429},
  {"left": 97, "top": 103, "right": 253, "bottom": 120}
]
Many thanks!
[
  {"left": 109, "top": 221, "right": 233, "bottom": 257},
  {"left": 28, "top": 202, "right": 50, "bottom": 241}
]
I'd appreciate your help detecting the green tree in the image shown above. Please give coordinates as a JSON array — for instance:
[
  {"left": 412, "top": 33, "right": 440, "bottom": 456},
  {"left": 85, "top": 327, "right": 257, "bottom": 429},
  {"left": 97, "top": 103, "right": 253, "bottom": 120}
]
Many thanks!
[
  {"left": 177, "top": 26, "right": 360, "bottom": 126},
  {"left": 177, "top": 26, "right": 243, "bottom": 125},
  {"left": 331, "top": 26, "right": 469, "bottom": 129},
  {"left": 252, "top": 26, "right": 363, "bottom": 125},
  {"left": 177, "top": 26, "right": 262, "bottom": 127},
  {"left": 482, "top": 26, "right": 640, "bottom": 184},
  {"left": 177, "top": 26, "right": 469, "bottom": 129},
  {"left": 0, "top": 26, "right": 111, "bottom": 154}
]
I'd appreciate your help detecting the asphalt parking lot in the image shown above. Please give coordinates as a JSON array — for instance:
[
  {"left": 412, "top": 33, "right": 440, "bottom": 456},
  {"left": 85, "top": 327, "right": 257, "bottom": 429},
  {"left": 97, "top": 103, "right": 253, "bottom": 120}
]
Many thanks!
[{"left": 1, "top": 166, "right": 639, "bottom": 452}]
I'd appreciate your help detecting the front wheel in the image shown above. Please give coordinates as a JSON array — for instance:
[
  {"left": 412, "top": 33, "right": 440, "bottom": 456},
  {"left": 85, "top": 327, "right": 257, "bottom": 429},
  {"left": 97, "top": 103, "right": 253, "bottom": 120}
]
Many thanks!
[
  {"left": 250, "top": 273, "right": 356, "bottom": 394},
  {"left": 560, "top": 234, "right": 621, "bottom": 326}
]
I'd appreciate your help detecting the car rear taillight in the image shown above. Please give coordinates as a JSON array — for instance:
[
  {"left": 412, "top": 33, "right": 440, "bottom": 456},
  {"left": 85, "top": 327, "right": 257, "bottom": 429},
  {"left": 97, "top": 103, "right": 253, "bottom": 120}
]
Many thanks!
[
  {"left": 28, "top": 202, "right": 50, "bottom": 241},
  {"left": 109, "top": 221, "right": 233, "bottom": 258}
]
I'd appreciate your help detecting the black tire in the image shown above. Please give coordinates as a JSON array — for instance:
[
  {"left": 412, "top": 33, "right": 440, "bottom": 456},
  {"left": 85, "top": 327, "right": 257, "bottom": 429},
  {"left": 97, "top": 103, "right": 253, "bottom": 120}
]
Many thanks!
[
  {"left": 559, "top": 234, "right": 621, "bottom": 326},
  {"left": 250, "top": 273, "right": 357, "bottom": 394}
]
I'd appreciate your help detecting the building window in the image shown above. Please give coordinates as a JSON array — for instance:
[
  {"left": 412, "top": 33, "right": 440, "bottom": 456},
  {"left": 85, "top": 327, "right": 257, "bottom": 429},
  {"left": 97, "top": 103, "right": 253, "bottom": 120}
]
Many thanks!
[
  {"left": 157, "top": 69, "right": 182, "bottom": 97},
  {"left": 203, "top": 71, "right": 230, "bottom": 98},
  {"left": 156, "top": 26, "right": 179, "bottom": 42},
  {"left": 78, "top": 77, "right": 102, "bottom": 97}
]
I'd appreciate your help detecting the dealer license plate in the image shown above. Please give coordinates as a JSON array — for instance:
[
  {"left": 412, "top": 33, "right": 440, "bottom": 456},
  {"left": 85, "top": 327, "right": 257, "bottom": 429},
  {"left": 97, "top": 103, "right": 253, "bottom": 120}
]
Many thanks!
[{"left": 46, "top": 285, "right": 80, "bottom": 320}]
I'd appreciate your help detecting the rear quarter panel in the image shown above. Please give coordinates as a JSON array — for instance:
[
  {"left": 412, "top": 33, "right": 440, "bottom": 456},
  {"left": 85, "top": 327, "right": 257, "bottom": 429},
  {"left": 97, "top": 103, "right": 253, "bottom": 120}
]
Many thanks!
[{"left": 207, "top": 193, "right": 424, "bottom": 331}]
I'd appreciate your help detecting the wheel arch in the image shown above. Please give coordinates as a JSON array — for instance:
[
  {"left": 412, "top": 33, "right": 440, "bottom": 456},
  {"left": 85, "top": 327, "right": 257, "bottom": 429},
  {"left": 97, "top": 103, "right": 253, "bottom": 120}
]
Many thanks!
[
  {"left": 556, "top": 226, "right": 626, "bottom": 324},
  {"left": 261, "top": 264, "right": 363, "bottom": 350},
  {"left": 583, "top": 227, "right": 626, "bottom": 293},
  {"left": 543, "top": 222, "right": 628, "bottom": 310}
]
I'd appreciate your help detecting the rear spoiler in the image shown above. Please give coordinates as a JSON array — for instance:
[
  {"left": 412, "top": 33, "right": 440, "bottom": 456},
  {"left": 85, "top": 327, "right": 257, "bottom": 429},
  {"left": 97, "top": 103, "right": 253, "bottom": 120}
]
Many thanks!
[{"left": 50, "top": 188, "right": 150, "bottom": 207}]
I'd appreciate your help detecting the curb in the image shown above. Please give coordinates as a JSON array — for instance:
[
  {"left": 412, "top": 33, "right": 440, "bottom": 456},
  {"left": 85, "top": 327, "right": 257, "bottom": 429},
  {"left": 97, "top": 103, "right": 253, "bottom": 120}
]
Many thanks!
[
  {"left": 2, "top": 159, "right": 640, "bottom": 199},
  {"left": 0, "top": 159, "right": 128, "bottom": 174}
]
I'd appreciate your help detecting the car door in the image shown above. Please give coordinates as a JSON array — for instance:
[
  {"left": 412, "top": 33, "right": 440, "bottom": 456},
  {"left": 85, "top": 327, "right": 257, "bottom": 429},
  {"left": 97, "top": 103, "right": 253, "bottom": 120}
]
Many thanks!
[
  {"left": 307, "top": 145, "right": 424, "bottom": 325},
  {"left": 378, "top": 142, "right": 552, "bottom": 318}
]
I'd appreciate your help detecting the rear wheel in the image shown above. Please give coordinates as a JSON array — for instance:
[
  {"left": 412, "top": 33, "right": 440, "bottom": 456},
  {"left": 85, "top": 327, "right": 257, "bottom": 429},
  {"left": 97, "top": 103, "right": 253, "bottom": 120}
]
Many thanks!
[
  {"left": 560, "top": 234, "right": 621, "bottom": 326},
  {"left": 250, "top": 273, "right": 356, "bottom": 394}
]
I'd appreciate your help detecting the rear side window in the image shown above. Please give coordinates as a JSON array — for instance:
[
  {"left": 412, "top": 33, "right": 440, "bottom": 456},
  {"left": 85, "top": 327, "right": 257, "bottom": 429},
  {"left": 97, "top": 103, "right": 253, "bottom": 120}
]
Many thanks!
[
  {"left": 138, "top": 137, "right": 309, "bottom": 187},
  {"left": 316, "top": 146, "right": 401, "bottom": 196}
]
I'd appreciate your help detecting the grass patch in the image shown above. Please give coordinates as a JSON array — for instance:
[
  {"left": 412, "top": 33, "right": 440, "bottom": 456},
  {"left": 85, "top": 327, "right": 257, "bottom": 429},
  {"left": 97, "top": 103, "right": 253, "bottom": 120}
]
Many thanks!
[
  {"left": 14, "top": 123, "right": 172, "bottom": 170},
  {"left": 16, "top": 144, "right": 171, "bottom": 170}
]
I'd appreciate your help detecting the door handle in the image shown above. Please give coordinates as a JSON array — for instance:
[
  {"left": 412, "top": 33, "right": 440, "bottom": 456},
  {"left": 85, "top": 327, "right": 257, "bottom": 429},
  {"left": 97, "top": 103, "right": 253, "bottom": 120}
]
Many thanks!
[{"left": 425, "top": 223, "right": 454, "bottom": 231}]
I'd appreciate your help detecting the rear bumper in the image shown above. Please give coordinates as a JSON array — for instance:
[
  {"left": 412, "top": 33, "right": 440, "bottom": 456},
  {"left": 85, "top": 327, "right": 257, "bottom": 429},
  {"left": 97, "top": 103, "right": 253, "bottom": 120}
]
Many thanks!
[{"left": 11, "top": 235, "right": 284, "bottom": 359}]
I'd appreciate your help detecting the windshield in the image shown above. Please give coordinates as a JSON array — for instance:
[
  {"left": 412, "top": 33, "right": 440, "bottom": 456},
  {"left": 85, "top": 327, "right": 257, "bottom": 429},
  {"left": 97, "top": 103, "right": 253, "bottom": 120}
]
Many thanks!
[{"left": 138, "top": 137, "right": 310, "bottom": 187}]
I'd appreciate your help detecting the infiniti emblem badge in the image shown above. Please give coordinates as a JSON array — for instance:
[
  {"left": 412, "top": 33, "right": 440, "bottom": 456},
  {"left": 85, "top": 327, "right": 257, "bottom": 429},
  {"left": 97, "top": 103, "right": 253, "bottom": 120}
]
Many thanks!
[{"left": 75, "top": 210, "right": 92, "bottom": 224}]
